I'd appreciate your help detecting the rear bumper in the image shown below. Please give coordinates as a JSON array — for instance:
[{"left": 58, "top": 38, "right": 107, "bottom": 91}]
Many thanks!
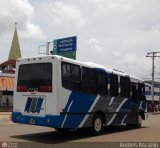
[{"left": 12, "top": 112, "right": 64, "bottom": 128}]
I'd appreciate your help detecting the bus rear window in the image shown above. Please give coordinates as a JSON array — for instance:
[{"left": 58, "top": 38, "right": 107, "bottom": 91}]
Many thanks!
[{"left": 17, "top": 63, "right": 52, "bottom": 92}]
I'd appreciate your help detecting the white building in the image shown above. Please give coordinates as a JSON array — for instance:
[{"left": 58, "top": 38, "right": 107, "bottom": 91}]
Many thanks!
[{"left": 145, "top": 80, "right": 160, "bottom": 103}]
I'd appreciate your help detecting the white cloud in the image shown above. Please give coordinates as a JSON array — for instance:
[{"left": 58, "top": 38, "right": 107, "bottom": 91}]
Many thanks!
[
  {"left": 1, "top": 0, "right": 160, "bottom": 79},
  {"left": 88, "top": 0, "right": 134, "bottom": 17},
  {"left": 42, "top": 1, "right": 86, "bottom": 28},
  {"left": 87, "top": 38, "right": 104, "bottom": 56},
  {"left": 0, "top": 0, "right": 44, "bottom": 40},
  {"left": 19, "top": 23, "right": 45, "bottom": 40}
]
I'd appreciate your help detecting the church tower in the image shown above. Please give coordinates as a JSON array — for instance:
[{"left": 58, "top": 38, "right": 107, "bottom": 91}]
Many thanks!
[
  {"left": 8, "top": 23, "right": 21, "bottom": 60},
  {"left": 0, "top": 23, "right": 22, "bottom": 74}
]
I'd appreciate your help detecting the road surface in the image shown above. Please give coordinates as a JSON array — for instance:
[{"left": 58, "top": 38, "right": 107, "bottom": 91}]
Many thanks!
[{"left": 0, "top": 114, "right": 160, "bottom": 144}]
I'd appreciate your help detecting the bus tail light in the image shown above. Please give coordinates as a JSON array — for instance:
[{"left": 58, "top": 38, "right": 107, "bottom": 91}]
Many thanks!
[
  {"left": 17, "top": 86, "right": 27, "bottom": 92},
  {"left": 40, "top": 85, "right": 52, "bottom": 92}
]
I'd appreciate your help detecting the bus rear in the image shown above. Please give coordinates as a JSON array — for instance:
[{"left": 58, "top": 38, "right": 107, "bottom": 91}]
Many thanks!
[{"left": 12, "top": 56, "right": 59, "bottom": 127}]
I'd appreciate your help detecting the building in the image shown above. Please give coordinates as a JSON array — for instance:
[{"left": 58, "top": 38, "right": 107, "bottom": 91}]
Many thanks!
[
  {"left": 0, "top": 25, "right": 21, "bottom": 111},
  {"left": 0, "top": 74, "right": 14, "bottom": 111},
  {"left": 145, "top": 80, "right": 160, "bottom": 103}
]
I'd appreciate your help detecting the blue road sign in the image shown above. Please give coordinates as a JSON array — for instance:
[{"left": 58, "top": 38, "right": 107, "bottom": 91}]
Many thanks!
[{"left": 54, "top": 36, "right": 77, "bottom": 53}]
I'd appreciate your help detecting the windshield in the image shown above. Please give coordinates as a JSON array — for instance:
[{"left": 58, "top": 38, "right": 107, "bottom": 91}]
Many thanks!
[{"left": 17, "top": 63, "right": 52, "bottom": 92}]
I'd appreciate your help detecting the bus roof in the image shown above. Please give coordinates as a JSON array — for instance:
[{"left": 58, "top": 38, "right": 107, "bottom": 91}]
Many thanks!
[{"left": 17, "top": 55, "right": 144, "bottom": 83}]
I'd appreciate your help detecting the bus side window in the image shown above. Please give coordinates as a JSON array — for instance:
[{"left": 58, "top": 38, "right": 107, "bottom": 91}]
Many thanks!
[
  {"left": 97, "top": 72, "right": 108, "bottom": 95},
  {"left": 81, "top": 67, "right": 97, "bottom": 94},
  {"left": 110, "top": 74, "right": 118, "bottom": 96},
  {"left": 61, "top": 62, "right": 81, "bottom": 92},
  {"left": 131, "top": 84, "right": 137, "bottom": 100},
  {"left": 120, "top": 76, "right": 130, "bottom": 97},
  {"left": 70, "top": 64, "right": 81, "bottom": 92}
]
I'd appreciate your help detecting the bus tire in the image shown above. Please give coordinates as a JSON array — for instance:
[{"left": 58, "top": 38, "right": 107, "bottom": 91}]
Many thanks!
[{"left": 91, "top": 114, "right": 104, "bottom": 135}]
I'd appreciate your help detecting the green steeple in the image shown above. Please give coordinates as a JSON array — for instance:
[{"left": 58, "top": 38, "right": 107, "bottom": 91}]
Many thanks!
[{"left": 8, "top": 24, "right": 21, "bottom": 60}]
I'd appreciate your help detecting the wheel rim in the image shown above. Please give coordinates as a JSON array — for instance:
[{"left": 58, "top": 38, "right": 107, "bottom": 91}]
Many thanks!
[{"left": 94, "top": 118, "right": 102, "bottom": 132}]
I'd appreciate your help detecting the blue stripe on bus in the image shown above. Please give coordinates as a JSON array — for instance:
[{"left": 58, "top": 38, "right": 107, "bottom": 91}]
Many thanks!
[
  {"left": 112, "top": 98, "right": 147, "bottom": 125},
  {"left": 24, "top": 97, "right": 32, "bottom": 112},
  {"left": 111, "top": 112, "right": 128, "bottom": 125},
  {"left": 62, "top": 92, "right": 97, "bottom": 128},
  {"left": 35, "top": 98, "right": 44, "bottom": 113},
  {"left": 111, "top": 99, "right": 133, "bottom": 125}
]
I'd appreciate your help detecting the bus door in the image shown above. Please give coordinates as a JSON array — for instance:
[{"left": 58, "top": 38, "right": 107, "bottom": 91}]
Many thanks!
[
  {"left": 125, "top": 82, "right": 138, "bottom": 124},
  {"left": 138, "top": 83, "right": 147, "bottom": 119},
  {"left": 130, "top": 82, "right": 139, "bottom": 113}
]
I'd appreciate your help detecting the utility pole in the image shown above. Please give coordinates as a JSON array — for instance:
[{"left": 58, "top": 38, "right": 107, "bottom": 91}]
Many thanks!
[
  {"left": 157, "top": 78, "right": 160, "bottom": 104},
  {"left": 146, "top": 52, "right": 160, "bottom": 104}
]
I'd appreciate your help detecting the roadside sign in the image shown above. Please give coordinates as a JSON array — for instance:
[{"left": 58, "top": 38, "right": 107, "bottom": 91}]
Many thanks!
[{"left": 52, "top": 36, "right": 77, "bottom": 59}]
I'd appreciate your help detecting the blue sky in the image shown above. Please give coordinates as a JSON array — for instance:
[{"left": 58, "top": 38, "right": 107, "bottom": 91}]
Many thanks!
[{"left": 0, "top": 0, "right": 160, "bottom": 79}]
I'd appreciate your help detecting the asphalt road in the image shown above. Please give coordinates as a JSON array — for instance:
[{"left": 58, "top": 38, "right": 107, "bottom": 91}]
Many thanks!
[{"left": 0, "top": 114, "right": 160, "bottom": 144}]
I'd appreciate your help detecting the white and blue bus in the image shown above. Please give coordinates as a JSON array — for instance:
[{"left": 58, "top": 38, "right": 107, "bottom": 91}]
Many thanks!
[{"left": 12, "top": 55, "right": 147, "bottom": 135}]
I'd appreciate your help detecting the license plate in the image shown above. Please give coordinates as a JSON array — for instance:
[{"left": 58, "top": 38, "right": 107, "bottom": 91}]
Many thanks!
[{"left": 29, "top": 118, "right": 36, "bottom": 124}]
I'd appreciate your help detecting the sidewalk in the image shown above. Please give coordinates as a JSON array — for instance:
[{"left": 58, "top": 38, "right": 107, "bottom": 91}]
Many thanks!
[
  {"left": 0, "top": 112, "right": 13, "bottom": 126},
  {"left": 151, "top": 111, "right": 160, "bottom": 115}
]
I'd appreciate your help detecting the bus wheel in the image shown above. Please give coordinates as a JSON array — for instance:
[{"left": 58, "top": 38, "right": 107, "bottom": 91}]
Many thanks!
[{"left": 91, "top": 114, "right": 104, "bottom": 135}]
